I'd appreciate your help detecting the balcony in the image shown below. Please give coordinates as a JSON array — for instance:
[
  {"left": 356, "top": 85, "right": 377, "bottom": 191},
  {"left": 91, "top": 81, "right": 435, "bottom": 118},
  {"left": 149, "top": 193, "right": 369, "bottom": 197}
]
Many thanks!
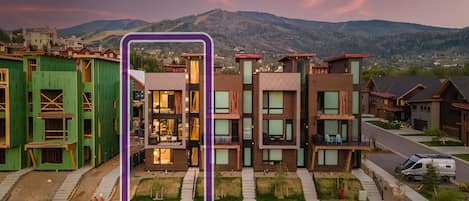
[
  {"left": 148, "top": 134, "right": 183, "bottom": 146},
  {"left": 262, "top": 133, "right": 295, "bottom": 145},
  {"left": 214, "top": 135, "right": 239, "bottom": 145},
  {"left": 311, "top": 66, "right": 328, "bottom": 75},
  {"left": 312, "top": 134, "right": 370, "bottom": 150}
]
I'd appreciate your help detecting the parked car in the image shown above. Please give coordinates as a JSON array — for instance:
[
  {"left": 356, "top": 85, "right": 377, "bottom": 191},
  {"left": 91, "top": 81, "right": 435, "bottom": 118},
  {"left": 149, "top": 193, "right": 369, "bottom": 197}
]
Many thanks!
[{"left": 400, "top": 154, "right": 456, "bottom": 182}]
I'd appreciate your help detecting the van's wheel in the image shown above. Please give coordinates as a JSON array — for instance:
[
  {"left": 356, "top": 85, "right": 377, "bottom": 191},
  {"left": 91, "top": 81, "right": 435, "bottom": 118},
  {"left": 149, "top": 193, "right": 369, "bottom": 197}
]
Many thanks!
[
  {"left": 406, "top": 175, "right": 414, "bottom": 181},
  {"left": 442, "top": 176, "right": 450, "bottom": 183}
]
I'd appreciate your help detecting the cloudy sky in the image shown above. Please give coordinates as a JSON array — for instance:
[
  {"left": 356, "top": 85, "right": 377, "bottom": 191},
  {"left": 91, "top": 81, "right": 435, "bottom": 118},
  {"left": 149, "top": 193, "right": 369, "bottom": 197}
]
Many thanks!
[{"left": 1, "top": 0, "right": 468, "bottom": 29}]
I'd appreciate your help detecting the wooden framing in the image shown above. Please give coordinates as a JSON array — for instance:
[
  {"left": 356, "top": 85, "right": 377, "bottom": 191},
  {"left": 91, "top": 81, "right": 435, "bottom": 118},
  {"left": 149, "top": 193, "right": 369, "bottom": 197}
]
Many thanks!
[
  {"left": 81, "top": 59, "right": 92, "bottom": 82},
  {"left": 82, "top": 92, "right": 92, "bottom": 112},
  {"left": 27, "top": 59, "right": 37, "bottom": 82},
  {"left": 24, "top": 142, "right": 76, "bottom": 169},
  {"left": 40, "top": 90, "right": 64, "bottom": 111},
  {"left": 0, "top": 68, "right": 9, "bottom": 148}
]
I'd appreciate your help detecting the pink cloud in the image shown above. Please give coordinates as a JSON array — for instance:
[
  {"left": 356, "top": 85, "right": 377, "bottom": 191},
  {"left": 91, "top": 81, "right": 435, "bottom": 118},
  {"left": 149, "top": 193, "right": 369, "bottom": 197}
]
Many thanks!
[
  {"left": 1, "top": 4, "right": 132, "bottom": 19},
  {"left": 304, "top": 0, "right": 323, "bottom": 8},
  {"left": 207, "top": 0, "right": 233, "bottom": 6},
  {"left": 335, "top": 0, "right": 366, "bottom": 15}
]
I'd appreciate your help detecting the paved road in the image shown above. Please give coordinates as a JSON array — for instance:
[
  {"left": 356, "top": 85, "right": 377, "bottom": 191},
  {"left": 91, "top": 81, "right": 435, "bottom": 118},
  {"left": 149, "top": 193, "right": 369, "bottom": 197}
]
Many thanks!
[{"left": 363, "top": 123, "right": 469, "bottom": 183}]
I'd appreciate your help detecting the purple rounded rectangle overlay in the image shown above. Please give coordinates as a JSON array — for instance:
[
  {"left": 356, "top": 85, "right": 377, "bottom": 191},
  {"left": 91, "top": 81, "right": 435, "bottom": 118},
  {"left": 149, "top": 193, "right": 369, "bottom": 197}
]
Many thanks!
[{"left": 120, "top": 33, "right": 214, "bottom": 201}]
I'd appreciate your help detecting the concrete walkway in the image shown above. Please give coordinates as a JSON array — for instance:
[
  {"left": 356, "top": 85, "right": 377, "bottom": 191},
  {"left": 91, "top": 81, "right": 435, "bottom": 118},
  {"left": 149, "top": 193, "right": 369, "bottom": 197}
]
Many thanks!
[
  {"left": 94, "top": 166, "right": 120, "bottom": 200},
  {"left": 364, "top": 160, "right": 428, "bottom": 201},
  {"left": 52, "top": 166, "right": 92, "bottom": 201},
  {"left": 0, "top": 168, "right": 33, "bottom": 201},
  {"left": 181, "top": 167, "right": 199, "bottom": 201},
  {"left": 352, "top": 169, "right": 382, "bottom": 201},
  {"left": 297, "top": 168, "right": 318, "bottom": 201},
  {"left": 242, "top": 168, "right": 256, "bottom": 201}
]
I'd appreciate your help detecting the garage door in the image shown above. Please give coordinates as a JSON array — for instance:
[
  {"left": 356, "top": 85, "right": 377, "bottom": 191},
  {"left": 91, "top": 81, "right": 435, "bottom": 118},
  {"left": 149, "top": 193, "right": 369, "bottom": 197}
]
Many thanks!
[{"left": 413, "top": 119, "right": 428, "bottom": 130}]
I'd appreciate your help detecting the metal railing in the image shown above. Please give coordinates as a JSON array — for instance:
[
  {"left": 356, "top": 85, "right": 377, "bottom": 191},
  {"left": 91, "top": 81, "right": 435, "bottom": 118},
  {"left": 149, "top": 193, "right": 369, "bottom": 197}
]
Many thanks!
[{"left": 372, "top": 171, "right": 384, "bottom": 200}]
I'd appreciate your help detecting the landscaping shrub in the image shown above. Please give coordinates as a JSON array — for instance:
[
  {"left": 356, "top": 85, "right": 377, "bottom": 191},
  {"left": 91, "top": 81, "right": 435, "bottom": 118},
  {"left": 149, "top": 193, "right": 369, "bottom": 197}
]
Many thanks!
[
  {"left": 459, "top": 182, "right": 469, "bottom": 192},
  {"left": 368, "top": 121, "right": 401, "bottom": 129}
]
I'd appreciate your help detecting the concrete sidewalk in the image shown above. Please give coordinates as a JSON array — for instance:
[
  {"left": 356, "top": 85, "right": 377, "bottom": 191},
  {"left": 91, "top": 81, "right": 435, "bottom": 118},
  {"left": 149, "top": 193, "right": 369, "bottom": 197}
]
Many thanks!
[
  {"left": 94, "top": 167, "right": 120, "bottom": 200},
  {"left": 364, "top": 160, "right": 428, "bottom": 201},
  {"left": 297, "top": 168, "right": 318, "bottom": 201},
  {"left": 0, "top": 168, "right": 33, "bottom": 201},
  {"left": 352, "top": 169, "right": 382, "bottom": 201},
  {"left": 52, "top": 166, "right": 92, "bottom": 201}
]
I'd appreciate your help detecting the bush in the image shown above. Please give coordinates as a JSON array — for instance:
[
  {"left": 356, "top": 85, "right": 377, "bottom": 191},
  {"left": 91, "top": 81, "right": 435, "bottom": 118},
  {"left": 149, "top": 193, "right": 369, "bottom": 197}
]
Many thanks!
[
  {"left": 368, "top": 121, "right": 401, "bottom": 129},
  {"left": 459, "top": 182, "right": 469, "bottom": 192},
  {"left": 431, "top": 188, "right": 464, "bottom": 201}
]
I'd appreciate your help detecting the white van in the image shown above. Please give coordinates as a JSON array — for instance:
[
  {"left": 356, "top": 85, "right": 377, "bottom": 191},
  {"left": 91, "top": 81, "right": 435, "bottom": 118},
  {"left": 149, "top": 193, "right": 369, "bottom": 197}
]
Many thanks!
[{"left": 400, "top": 154, "right": 456, "bottom": 182}]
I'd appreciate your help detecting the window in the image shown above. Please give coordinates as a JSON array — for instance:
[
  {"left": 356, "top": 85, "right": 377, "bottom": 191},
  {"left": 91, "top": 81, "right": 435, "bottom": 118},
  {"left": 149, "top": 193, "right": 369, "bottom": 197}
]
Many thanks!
[
  {"left": 150, "top": 119, "right": 182, "bottom": 144},
  {"left": 318, "top": 91, "right": 339, "bottom": 114},
  {"left": 190, "top": 60, "right": 199, "bottom": 84},
  {"left": 40, "top": 90, "right": 63, "bottom": 112},
  {"left": 0, "top": 88, "right": 5, "bottom": 112},
  {"left": 215, "top": 149, "right": 229, "bottom": 165},
  {"left": 297, "top": 148, "right": 304, "bottom": 167},
  {"left": 244, "top": 147, "right": 252, "bottom": 166},
  {"left": 243, "top": 90, "right": 252, "bottom": 113},
  {"left": 324, "top": 120, "right": 338, "bottom": 135},
  {"left": 215, "top": 91, "right": 229, "bottom": 113},
  {"left": 0, "top": 119, "right": 4, "bottom": 144},
  {"left": 351, "top": 61, "right": 360, "bottom": 84},
  {"left": 153, "top": 149, "right": 173, "bottom": 164},
  {"left": 352, "top": 91, "right": 359, "bottom": 114},
  {"left": 263, "top": 149, "right": 282, "bottom": 165},
  {"left": 243, "top": 118, "right": 252, "bottom": 140},
  {"left": 412, "top": 163, "right": 422, "bottom": 169},
  {"left": 286, "top": 120, "right": 293, "bottom": 141},
  {"left": 263, "top": 91, "right": 283, "bottom": 114},
  {"left": 27, "top": 59, "right": 37, "bottom": 82},
  {"left": 190, "top": 118, "right": 200, "bottom": 141},
  {"left": 190, "top": 91, "right": 199, "bottom": 113},
  {"left": 45, "top": 119, "right": 68, "bottom": 140},
  {"left": 42, "top": 148, "right": 62, "bottom": 164},
  {"left": 84, "top": 119, "right": 92, "bottom": 138},
  {"left": 215, "top": 120, "right": 229, "bottom": 136},
  {"left": 81, "top": 59, "right": 91, "bottom": 82},
  {"left": 263, "top": 119, "right": 283, "bottom": 136},
  {"left": 152, "top": 91, "right": 180, "bottom": 114},
  {"left": 0, "top": 69, "right": 7, "bottom": 83},
  {"left": 0, "top": 149, "right": 4, "bottom": 164},
  {"left": 317, "top": 150, "right": 338, "bottom": 165},
  {"left": 243, "top": 61, "right": 252, "bottom": 84},
  {"left": 28, "top": 117, "right": 33, "bottom": 140},
  {"left": 28, "top": 92, "right": 32, "bottom": 112},
  {"left": 352, "top": 119, "right": 359, "bottom": 142}
]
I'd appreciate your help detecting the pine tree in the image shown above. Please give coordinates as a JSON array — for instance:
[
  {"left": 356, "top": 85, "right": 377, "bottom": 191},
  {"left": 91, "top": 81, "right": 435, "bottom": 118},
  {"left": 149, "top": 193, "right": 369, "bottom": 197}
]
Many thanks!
[{"left": 422, "top": 164, "right": 440, "bottom": 194}]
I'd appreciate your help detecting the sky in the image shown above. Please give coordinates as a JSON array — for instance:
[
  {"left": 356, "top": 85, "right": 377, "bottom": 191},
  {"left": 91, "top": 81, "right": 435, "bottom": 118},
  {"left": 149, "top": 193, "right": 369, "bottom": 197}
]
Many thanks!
[{"left": 1, "top": 0, "right": 468, "bottom": 30}]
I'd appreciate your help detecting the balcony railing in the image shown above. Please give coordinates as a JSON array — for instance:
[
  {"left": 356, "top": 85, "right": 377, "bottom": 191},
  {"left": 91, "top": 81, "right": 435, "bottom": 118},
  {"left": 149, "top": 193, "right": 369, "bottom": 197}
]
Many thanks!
[
  {"left": 262, "top": 133, "right": 295, "bottom": 145},
  {"left": 311, "top": 67, "right": 328, "bottom": 75},
  {"left": 312, "top": 134, "right": 370, "bottom": 147},
  {"left": 214, "top": 135, "right": 239, "bottom": 145},
  {"left": 148, "top": 134, "right": 183, "bottom": 146}
]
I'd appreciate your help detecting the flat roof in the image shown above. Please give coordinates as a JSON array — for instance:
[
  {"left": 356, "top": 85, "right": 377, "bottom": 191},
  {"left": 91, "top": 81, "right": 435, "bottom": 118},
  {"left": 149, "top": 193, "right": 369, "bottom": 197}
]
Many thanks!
[
  {"left": 181, "top": 53, "right": 204, "bottom": 58},
  {"left": 324, "top": 54, "right": 369, "bottom": 62},
  {"left": 235, "top": 53, "right": 262, "bottom": 60},
  {"left": 0, "top": 55, "right": 23, "bottom": 61},
  {"left": 278, "top": 53, "right": 316, "bottom": 62},
  {"left": 73, "top": 55, "right": 119, "bottom": 62}
]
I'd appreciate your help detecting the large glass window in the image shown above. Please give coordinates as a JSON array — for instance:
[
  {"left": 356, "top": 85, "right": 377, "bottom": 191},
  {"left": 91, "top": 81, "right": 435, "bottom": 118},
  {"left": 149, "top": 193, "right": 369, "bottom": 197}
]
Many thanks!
[
  {"left": 42, "top": 148, "right": 62, "bottom": 164},
  {"left": 190, "top": 60, "right": 199, "bottom": 84},
  {"left": 324, "top": 120, "right": 338, "bottom": 135},
  {"left": 244, "top": 147, "right": 252, "bottom": 166},
  {"left": 190, "top": 118, "right": 200, "bottom": 141},
  {"left": 243, "top": 118, "right": 252, "bottom": 140},
  {"left": 190, "top": 90, "right": 199, "bottom": 113},
  {"left": 243, "top": 90, "right": 252, "bottom": 113},
  {"left": 153, "top": 149, "right": 173, "bottom": 164},
  {"left": 286, "top": 120, "right": 293, "bottom": 141},
  {"left": 352, "top": 119, "right": 359, "bottom": 142},
  {"left": 215, "top": 91, "right": 229, "bottom": 113},
  {"left": 263, "top": 91, "right": 283, "bottom": 114},
  {"left": 297, "top": 148, "right": 304, "bottom": 167},
  {"left": 318, "top": 91, "right": 339, "bottom": 114},
  {"left": 149, "top": 119, "right": 182, "bottom": 144},
  {"left": 215, "top": 149, "right": 229, "bottom": 165},
  {"left": 215, "top": 119, "right": 229, "bottom": 136},
  {"left": 318, "top": 150, "right": 338, "bottom": 165},
  {"left": 351, "top": 61, "right": 360, "bottom": 84},
  {"left": 352, "top": 91, "right": 359, "bottom": 114},
  {"left": 152, "top": 91, "right": 181, "bottom": 114},
  {"left": 263, "top": 149, "right": 282, "bottom": 165},
  {"left": 243, "top": 61, "right": 252, "bottom": 84},
  {"left": 263, "top": 119, "right": 283, "bottom": 136}
]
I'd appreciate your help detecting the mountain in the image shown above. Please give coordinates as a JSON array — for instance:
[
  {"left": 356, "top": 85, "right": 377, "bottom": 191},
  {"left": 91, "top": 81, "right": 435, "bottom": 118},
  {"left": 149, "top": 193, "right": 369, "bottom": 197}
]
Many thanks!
[
  {"left": 79, "top": 9, "right": 468, "bottom": 66},
  {"left": 58, "top": 19, "right": 149, "bottom": 36},
  {"left": 238, "top": 11, "right": 456, "bottom": 37}
]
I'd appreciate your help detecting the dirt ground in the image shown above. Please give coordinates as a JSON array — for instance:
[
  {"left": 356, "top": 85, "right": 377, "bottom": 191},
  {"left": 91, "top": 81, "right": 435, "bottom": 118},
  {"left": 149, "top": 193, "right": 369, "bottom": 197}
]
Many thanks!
[
  {"left": 69, "top": 155, "right": 120, "bottom": 201},
  {"left": 7, "top": 171, "right": 69, "bottom": 201},
  {"left": 0, "top": 172, "right": 9, "bottom": 183}
]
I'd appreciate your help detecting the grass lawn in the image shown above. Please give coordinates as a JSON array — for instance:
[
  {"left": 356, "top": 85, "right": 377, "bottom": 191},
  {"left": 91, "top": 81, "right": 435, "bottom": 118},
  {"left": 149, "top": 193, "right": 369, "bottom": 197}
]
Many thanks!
[
  {"left": 420, "top": 141, "right": 465, "bottom": 146},
  {"left": 367, "top": 121, "right": 401, "bottom": 129},
  {"left": 132, "top": 177, "right": 182, "bottom": 201},
  {"left": 195, "top": 177, "right": 242, "bottom": 201},
  {"left": 256, "top": 177, "right": 305, "bottom": 201},
  {"left": 453, "top": 154, "right": 469, "bottom": 162},
  {"left": 315, "top": 178, "right": 363, "bottom": 201}
]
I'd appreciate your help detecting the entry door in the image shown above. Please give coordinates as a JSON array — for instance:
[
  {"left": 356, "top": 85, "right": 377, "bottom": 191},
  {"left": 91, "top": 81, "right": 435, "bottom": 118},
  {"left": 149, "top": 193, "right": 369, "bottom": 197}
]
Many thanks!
[
  {"left": 243, "top": 147, "right": 252, "bottom": 167},
  {"left": 189, "top": 147, "right": 199, "bottom": 167}
]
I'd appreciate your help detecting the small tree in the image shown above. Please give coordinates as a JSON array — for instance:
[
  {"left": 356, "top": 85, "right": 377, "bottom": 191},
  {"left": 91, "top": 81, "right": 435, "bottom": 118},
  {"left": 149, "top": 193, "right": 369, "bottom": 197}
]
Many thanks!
[
  {"left": 424, "top": 128, "right": 447, "bottom": 145},
  {"left": 151, "top": 176, "right": 163, "bottom": 199},
  {"left": 273, "top": 163, "right": 288, "bottom": 199},
  {"left": 422, "top": 164, "right": 440, "bottom": 194},
  {"left": 394, "top": 166, "right": 405, "bottom": 191}
]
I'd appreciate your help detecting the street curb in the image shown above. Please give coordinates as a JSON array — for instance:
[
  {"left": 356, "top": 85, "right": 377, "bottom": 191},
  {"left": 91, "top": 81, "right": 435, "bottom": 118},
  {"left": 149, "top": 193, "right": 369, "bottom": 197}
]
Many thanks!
[{"left": 364, "top": 122, "right": 469, "bottom": 178}]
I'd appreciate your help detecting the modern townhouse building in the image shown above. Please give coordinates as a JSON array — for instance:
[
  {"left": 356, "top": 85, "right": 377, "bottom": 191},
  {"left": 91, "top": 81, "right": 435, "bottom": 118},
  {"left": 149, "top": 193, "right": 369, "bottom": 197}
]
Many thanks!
[{"left": 143, "top": 52, "right": 370, "bottom": 172}]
